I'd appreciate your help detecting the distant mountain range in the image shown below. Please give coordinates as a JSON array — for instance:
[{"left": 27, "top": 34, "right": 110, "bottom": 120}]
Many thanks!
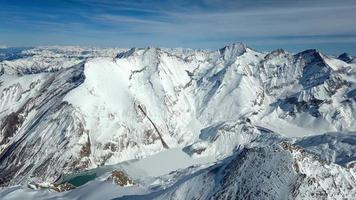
[{"left": 0, "top": 44, "right": 355, "bottom": 199}]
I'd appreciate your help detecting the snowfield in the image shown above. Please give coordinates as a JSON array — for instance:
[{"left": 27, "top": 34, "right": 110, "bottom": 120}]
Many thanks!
[{"left": 0, "top": 44, "right": 355, "bottom": 199}]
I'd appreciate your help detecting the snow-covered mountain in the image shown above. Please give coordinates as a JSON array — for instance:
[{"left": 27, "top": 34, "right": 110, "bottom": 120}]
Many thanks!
[{"left": 0, "top": 44, "right": 355, "bottom": 199}]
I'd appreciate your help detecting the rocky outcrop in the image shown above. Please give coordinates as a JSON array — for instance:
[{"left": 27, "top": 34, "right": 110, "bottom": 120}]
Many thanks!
[{"left": 108, "top": 170, "right": 133, "bottom": 187}]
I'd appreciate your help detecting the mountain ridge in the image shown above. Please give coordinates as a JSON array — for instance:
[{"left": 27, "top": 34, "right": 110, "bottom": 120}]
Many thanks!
[{"left": 0, "top": 44, "right": 355, "bottom": 199}]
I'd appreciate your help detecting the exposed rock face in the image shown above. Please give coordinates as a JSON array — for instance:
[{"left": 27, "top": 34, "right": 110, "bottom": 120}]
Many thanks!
[
  {"left": 52, "top": 182, "right": 76, "bottom": 192},
  {"left": 0, "top": 112, "right": 24, "bottom": 145},
  {"left": 27, "top": 182, "right": 76, "bottom": 192},
  {"left": 338, "top": 53, "right": 354, "bottom": 63},
  {"left": 108, "top": 170, "right": 133, "bottom": 187},
  {"left": 0, "top": 64, "right": 89, "bottom": 186}
]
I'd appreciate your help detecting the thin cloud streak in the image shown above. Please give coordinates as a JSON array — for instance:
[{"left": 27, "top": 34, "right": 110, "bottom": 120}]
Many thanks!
[
  {"left": 82, "top": 4, "right": 356, "bottom": 38},
  {"left": 0, "top": 0, "right": 356, "bottom": 54}
]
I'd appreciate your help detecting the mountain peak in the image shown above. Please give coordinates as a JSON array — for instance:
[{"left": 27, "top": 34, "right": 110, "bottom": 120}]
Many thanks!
[
  {"left": 116, "top": 47, "right": 165, "bottom": 59},
  {"left": 116, "top": 48, "right": 138, "bottom": 58},
  {"left": 297, "top": 49, "right": 319, "bottom": 56},
  {"left": 265, "top": 48, "right": 287, "bottom": 59},
  {"left": 218, "top": 42, "right": 247, "bottom": 59},
  {"left": 338, "top": 52, "right": 353, "bottom": 63},
  {"left": 295, "top": 49, "right": 323, "bottom": 63}
]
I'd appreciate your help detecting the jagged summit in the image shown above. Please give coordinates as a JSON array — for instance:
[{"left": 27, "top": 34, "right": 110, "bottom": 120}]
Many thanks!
[
  {"left": 116, "top": 47, "right": 138, "bottom": 58},
  {"left": 338, "top": 52, "right": 354, "bottom": 63},
  {"left": 218, "top": 42, "right": 247, "bottom": 59},
  {"left": 264, "top": 48, "right": 288, "bottom": 59},
  {"left": 295, "top": 49, "right": 321, "bottom": 60}
]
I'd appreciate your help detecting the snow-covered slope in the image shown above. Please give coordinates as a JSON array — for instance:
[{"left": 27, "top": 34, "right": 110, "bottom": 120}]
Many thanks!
[
  {"left": 2, "top": 142, "right": 354, "bottom": 200},
  {"left": 296, "top": 132, "right": 356, "bottom": 167},
  {"left": 0, "top": 44, "right": 355, "bottom": 199},
  {"left": 123, "top": 142, "right": 355, "bottom": 200}
]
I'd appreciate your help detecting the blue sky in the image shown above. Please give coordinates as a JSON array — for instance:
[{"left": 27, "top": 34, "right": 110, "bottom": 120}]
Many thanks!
[{"left": 1, "top": 0, "right": 356, "bottom": 54}]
